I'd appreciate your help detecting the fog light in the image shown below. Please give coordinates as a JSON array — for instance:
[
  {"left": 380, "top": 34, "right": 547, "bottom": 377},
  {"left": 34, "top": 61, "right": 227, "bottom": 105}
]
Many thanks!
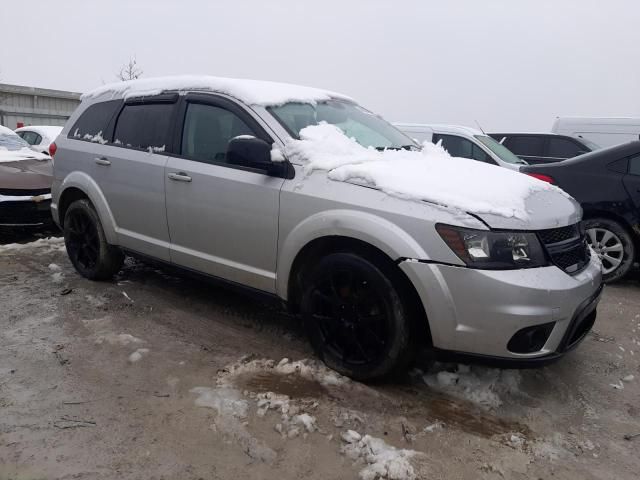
[{"left": 507, "top": 322, "right": 555, "bottom": 353}]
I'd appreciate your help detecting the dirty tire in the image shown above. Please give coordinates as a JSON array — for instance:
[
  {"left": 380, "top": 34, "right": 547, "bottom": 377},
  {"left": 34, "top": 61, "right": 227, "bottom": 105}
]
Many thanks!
[
  {"left": 63, "top": 199, "right": 124, "bottom": 280},
  {"left": 584, "top": 218, "right": 635, "bottom": 283},
  {"left": 300, "top": 252, "right": 416, "bottom": 382}
]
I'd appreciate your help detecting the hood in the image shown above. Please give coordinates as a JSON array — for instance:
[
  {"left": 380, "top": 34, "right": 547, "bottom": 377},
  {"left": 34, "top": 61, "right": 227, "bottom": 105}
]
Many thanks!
[
  {"left": 0, "top": 157, "right": 53, "bottom": 191},
  {"left": 0, "top": 147, "right": 51, "bottom": 163},
  {"left": 285, "top": 123, "right": 582, "bottom": 231}
]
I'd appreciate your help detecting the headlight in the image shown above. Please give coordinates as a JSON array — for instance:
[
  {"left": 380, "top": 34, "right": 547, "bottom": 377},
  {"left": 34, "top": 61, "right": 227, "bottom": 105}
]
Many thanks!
[{"left": 436, "top": 224, "right": 548, "bottom": 269}]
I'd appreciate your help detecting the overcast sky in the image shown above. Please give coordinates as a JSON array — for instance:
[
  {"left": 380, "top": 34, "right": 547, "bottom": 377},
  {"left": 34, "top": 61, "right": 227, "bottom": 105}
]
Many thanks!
[{"left": 1, "top": 0, "right": 638, "bottom": 130}]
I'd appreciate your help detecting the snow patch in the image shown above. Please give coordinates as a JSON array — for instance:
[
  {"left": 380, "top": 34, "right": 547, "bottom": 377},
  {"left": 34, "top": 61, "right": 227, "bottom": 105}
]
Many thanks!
[
  {"left": 128, "top": 348, "right": 150, "bottom": 363},
  {"left": 0, "top": 237, "right": 65, "bottom": 254},
  {"left": 284, "top": 123, "right": 570, "bottom": 220},
  {"left": 94, "top": 333, "right": 144, "bottom": 346},
  {"left": 422, "top": 363, "right": 522, "bottom": 409},
  {"left": 341, "top": 430, "right": 420, "bottom": 480},
  {"left": 83, "top": 75, "right": 352, "bottom": 107}
]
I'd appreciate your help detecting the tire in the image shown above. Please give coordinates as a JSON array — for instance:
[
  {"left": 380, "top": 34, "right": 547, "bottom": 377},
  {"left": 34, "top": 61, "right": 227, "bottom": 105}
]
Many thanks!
[
  {"left": 300, "top": 252, "right": 417, "bottom": 382},
  {"left": 63, "top": 199, "right": 124, "bottom": 280},
  {"left": 584, "top": 218, "right": 635, "bottom": 283}
]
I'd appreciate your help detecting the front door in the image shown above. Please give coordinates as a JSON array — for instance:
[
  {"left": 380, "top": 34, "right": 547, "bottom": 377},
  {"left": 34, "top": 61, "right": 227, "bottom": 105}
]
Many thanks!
[{"left": 165, "top": 95, "right": 284, "bottom": 293}]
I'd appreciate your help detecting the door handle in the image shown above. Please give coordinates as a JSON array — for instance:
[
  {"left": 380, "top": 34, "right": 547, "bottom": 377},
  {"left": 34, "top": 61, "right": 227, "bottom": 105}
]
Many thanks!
[
  {"left": 94, "top": 157, "right": 111, "bottom": 166},
  {"left": 168, "top": 172, "right": 192, "bottom": 182}
]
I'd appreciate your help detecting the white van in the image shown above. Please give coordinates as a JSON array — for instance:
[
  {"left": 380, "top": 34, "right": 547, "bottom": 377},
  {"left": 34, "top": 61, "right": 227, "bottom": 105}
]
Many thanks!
[
  {"left": 552, "top": 117, "right": 640, "bottom": 148},
  {"left": 395, "top": 123, "right": 526, "bottom": 170}
]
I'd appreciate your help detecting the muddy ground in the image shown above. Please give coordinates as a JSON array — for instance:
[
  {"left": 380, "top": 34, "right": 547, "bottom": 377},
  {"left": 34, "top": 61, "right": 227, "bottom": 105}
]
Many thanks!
[{"left": 1, "top": 231, "right": 639, "bottom": 480}]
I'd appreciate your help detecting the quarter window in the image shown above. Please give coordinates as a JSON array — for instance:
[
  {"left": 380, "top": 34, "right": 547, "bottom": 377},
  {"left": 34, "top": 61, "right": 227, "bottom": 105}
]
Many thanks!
[
  {"left": 547, "top": 138, "right": 583, "bottom": 158},
  {"left": 69, "top": 100, "right": 121, "bottom": 140},
  {"left": 433, "top": 134, "right": 473, "bottom": 159},
  {"left": 181, "top": 103, "right": 255, "bottom": 164},
  {"left": 113, "top": 103, "right": 174, "bottom": 151},
  {"left": 20, "top": 131, "right": 42, "bottom": 145},
  {"left": 505, "top": 136, "right": 545, "bottom": 157}
]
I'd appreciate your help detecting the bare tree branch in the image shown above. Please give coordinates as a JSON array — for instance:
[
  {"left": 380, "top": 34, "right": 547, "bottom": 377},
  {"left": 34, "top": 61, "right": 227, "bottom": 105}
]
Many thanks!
[{"left": 117, "top": 57, "right": 143, "bottom": 81}]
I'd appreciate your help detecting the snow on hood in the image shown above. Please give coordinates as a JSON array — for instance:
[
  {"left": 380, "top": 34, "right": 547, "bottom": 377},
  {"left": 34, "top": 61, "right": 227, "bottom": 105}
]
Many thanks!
[
  {"left": 285, "top": 124, "right": 579, "bottom": 227},
  {"left": 82, "top": 75, "right": 352, "bottom": 107},
  {"left": 0, "top": 147, "right": 50, "bottom": 163}
]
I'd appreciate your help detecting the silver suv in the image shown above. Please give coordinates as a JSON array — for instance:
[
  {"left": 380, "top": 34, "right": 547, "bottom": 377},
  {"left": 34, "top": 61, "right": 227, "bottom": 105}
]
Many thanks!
[{"left": 51, "top": 76, "right": 603, "bottom": 380}]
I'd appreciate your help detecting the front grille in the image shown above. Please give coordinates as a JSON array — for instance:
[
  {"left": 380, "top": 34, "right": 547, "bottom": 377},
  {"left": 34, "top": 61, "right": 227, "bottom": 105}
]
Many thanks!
[
  {"left": 537, "top": 223, "right": 589, "bottom": 274},
  {"left": 0, "top": 199, "right": 52, "bottom": 225},
  {"left": 0, "top": 188, "right": 51, "bottom": 197},
  {"left": 537, "top": 224, "right": 580, "bottom": 244}
]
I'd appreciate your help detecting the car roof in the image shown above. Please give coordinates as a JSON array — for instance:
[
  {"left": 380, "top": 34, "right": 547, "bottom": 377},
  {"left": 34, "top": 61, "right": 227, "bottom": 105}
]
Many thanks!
[
  {"left": 81, "top": 75, "right": 353, "bottom": 107},
  {"left": 490, "top": 132, "right": 560, "bottom": 136},
  {"left": 395, "top": 123, "right": 483, "bottom": 137},
  {"left": 555, "top": 140, "right": 640, "bottom": 166}
]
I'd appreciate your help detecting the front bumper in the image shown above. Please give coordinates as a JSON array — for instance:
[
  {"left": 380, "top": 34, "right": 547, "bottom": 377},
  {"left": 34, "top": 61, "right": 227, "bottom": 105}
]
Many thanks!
[
  {"left": 0, "top": 193, "right": 53, "bottom": 227},
  {"left": 399, "top": 254, "right": 603, "bottom": 362}
]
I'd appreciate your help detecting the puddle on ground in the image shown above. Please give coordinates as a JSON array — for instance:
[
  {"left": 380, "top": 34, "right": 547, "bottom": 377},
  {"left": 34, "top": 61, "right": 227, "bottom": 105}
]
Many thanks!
[
  {"left": 379, "top": 385, "right": 532, "bottom": 438},
  {"left": 235, "top": 371, "right": 328, "bottom": 399}
]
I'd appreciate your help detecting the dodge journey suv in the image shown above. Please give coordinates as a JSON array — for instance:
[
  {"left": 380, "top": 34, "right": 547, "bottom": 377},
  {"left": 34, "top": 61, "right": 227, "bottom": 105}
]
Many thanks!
[{"left": 51, "top": 76, "right": 603, "bottom": 380}]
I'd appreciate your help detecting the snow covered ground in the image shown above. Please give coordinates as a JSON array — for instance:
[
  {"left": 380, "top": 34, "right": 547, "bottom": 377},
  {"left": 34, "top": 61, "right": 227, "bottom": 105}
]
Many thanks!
[{"left": 1, "top": 236, "right": 639, "bottom": 480}]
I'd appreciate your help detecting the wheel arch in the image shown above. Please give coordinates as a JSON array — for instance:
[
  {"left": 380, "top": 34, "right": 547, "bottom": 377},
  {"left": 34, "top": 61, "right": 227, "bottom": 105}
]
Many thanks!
[
  {"left": 57, "top": 172, "right": 118, "bottom": 244},
  {"left": 284, "top": 235, "right": 432, "bottom": 346},
  {"left": 582, "top": 208, "right": 640, "bottom": 254}
]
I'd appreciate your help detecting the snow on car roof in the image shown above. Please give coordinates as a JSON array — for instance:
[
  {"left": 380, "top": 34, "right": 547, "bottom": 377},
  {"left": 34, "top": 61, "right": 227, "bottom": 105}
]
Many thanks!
[{"left": 82, "top": 75, "right": 353, "bottom": 107}]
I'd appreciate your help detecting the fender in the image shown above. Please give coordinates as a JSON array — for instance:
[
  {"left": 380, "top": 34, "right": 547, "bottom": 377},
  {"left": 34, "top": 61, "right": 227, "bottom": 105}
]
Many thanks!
[
  {"left": 57, "top": 171, "right": 118, "bottom": 245},
  {"left": 276, "top": 209, "right": 428, "bottom": 299}
]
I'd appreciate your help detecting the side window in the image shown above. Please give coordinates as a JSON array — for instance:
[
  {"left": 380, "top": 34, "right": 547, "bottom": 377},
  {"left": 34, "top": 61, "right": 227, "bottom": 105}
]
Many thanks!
[
  {"left": 436, "top": 134, "right": 473, "bottom": 159},
  {"left": 471, "top": 144, "right": 491, "bottom": 163},
  {"left": 113, "top": 103, "right": 175, "bottom": 151},
  {"left": 629, "top": 155, "right": 640, "bottom": 176},
  {"left": 181, "top": 103, "right": 255, "bottom": 164},
  {"left": 33, "top": 134, "right": 43, "bottom": 145},
  {"left": 21, "top": 131, "right": 38, "bottom": 145},
  {"left": 547, "top": 138, "right": 583, "bottom": 158},
  {"left": 69, "top": 100, "right": 121, "bottom": 140},
  {"left": 504, "top": 136, "right": 545, "bottom": 156}
]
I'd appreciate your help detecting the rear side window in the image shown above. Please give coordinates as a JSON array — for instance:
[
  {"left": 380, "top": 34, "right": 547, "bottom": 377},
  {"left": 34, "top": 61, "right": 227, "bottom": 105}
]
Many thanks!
[
  {"left": 505, "top": 136, "right": 545, "bottom": 156},
  {"left": 21, "top": 131, "right": 42, "bottom": 145},
  {"left": 547, "top": 138, "right": 583, "bottom": 158},
  {"left": 113, "top": 103, "right": 174, "bottom": 151},
  {"left": 69, "top": 100, "right": 121, "bottom": 140}
]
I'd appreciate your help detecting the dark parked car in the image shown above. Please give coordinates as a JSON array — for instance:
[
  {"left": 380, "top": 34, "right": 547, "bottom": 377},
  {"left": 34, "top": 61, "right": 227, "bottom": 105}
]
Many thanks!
[
  {"left": 0, "top": 126, "right": 53, "bottom": 228},
  {"left": 490, "top": 133, "right": 600, "bottom": 164},
  {"left": 521, "top": 141, "right": 640, "bottom": 282}
]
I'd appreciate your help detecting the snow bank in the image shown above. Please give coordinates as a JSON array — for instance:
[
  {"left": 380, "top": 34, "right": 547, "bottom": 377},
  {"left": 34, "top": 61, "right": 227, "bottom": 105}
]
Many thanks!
[
  {"left": 341, "top": 430, "right": 420, "bottom": 480},
  {"left": 83, "top": 75, "right": 352, "bottom": 107},
  {"left": 285, "top": 124, "right": 569, "bottom": 220},
  {"left": 0, "top": 237, "right": 65, "bottom": 254},
  {"left": 422, "top": 363, "right": 521, "bottom": 410}
]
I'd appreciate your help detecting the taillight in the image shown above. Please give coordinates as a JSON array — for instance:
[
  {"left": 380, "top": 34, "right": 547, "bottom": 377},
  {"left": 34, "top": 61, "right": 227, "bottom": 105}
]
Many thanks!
[
  {"left": 525, "top": 172, "right": 555, "bottom": 184},
  {"left": 49, "top": 142, "right": 57, "bottom": 157}
]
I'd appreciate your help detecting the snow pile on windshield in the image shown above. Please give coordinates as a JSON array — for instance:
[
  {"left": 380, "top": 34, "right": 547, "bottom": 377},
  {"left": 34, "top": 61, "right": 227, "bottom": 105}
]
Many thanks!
[
  {"left": 285, "top": 124, "right": 568, "bottom": 220},
  {"left": 83, "top": 75, "right": 352, "bottom": 107}
]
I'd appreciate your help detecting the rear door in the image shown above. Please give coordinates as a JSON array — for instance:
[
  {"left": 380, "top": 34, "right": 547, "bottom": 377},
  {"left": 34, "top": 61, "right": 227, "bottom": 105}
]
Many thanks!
[
  {"left": 502, "top": 135, "right": 547, "bottom": 164},
  {"left": 97, "top": 96, "right": 178, "bottom": 261},
  {"left": 165, "top": 94, "right": 284, "bottom": 293},
  {"left": 624, "top": 153, "right": 640, "bottom": 212}
]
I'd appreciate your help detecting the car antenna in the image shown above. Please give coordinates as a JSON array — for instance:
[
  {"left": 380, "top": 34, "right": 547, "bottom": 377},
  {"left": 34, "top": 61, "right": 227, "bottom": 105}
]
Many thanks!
[{"left": 474, "top": 120, "right": 486, "bottom": 135}]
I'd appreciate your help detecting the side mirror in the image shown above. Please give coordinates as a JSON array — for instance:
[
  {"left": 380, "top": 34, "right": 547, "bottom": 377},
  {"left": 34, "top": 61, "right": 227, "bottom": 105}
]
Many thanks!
[{"left": 226, "top": 136, "right": 285, "bottom": 176}]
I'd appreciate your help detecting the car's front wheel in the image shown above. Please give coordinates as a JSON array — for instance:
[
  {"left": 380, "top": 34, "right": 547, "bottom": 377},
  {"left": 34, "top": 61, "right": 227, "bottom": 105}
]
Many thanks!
[
  {"left": 300, "top": 252, "right": 416, "bottom": 381},
  {"left": 585, "top": 218, "right": 635, "bottom": 283},
  {"left": 63, "top": 199, "right": 124, "bottom": 280}
]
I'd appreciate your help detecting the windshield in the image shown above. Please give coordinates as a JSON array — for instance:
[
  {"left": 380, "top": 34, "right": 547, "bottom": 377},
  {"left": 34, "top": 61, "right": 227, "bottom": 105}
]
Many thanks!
[
  {"left": 475, "top": 135, "right": 526, "bottom": 165},
  {"left": 268, "top": 100, "right": 417, "bottom": 150},
  {"left": 0, "top": 132, "right": 31, "bottom": 151}
]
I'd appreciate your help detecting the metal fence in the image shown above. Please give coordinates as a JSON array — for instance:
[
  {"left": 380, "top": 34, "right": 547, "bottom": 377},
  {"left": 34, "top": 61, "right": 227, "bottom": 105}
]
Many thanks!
[{"left": 0, "top": 83, "right": 81, "bottom": 129}]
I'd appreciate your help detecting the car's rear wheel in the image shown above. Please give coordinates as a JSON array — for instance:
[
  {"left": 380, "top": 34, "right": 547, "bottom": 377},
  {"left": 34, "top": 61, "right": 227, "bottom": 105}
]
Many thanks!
[
  {"left": 63, "top": 199, "right": 124, "bottom": 280},
  {"left": 300, "top": 252, "right": 416, "bottom": 381},
  {"left": 585, "top": 218, "right": 635, "bottom": 283}
]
